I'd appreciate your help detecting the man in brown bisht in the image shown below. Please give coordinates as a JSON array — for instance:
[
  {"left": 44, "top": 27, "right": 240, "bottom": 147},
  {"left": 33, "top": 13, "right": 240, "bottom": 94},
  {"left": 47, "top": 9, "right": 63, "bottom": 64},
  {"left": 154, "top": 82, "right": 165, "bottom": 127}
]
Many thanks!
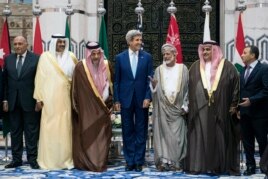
[
  {"left": 185, "top": 41, "right": 240, "bottom": 176},
  {"left": 71, "top": 41, "right": 113, "bottom": 172}
]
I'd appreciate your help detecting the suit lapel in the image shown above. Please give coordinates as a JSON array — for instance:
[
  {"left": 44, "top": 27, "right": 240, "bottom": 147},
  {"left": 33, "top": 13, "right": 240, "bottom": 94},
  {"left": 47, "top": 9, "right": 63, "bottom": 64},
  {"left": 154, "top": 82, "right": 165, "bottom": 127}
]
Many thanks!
[
  {"left": 241, "top": 67, "right": 246, "bottom": 86},
  {"left": 135, "top": 50, "right": 144, "bottom": 78},
  {"left": 10, "top": 55, "right": 18, "bottom": 79},
  {"left": 245, "top": 62, "right": 260, "bottom": 85},
  {"left": 124, "top": 51, "right": 134, "bottom": 79}
]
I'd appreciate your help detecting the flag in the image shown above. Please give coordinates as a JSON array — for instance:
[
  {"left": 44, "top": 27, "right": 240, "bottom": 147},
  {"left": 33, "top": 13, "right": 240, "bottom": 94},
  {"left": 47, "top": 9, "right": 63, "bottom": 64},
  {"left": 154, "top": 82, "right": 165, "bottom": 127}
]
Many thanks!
[
  {"left": 99, "top": 16, "right": 109, "bottom": 59},
  {"left": 0, "top": 18, "right": 11, "bottom": 68},
  {"left": 65, "top": 16, "right": 71, "bottom": 51},
  {"left": 0, "top": 18, "right": 11, "bottom": 138},
  {"left": 33, "top": 16, "right": 43, "bottom": 55},
  {"left": 234, "top": 12, "right": 245, "bottom": 72},
  {"left": 203, "top": 12, "right": 211, "bottom": 42},
  {"left": 166, "top": 14, "right": 183, "bottom": 63}
]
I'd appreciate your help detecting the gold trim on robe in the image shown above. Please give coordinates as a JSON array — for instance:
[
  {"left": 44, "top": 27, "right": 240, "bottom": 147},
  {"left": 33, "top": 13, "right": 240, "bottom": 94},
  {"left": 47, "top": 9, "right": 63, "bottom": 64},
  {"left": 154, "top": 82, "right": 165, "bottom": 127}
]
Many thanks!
[
  {"left": 200, "top": 59, "right": 225, "bottom": 106},
  {"left": 47, "top": 52, "right": 74, "bottom": 83},
  {"left": 103, "top": 60, "right": 113, "bottom": 95},
  {"left": 82, "top": 59, "right": 108, "bottom": 110},
  {"left": 159, "top": 64, "right": 183, "bottom": 104}
]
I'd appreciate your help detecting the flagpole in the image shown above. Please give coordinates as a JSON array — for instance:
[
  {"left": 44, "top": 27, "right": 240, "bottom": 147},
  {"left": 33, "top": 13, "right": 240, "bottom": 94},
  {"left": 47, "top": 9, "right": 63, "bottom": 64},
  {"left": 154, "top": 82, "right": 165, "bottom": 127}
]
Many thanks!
[
  {"left": 135, "top": 0, "right": 144, "bottom": 33},
  {"left": 166, "top": 0, "right": 183, "bottom": 63},
  {"left": 65, "top": 0, "right": 74, "bottom": 51},
  {"left": 33, "top": 0, "right": 42, "bottom": 16},
  {"left": 97, "top": 0, "right": 106, "bottom": 36},
  {"left": 167, "top": 0, "right": 177, "bottom": 15},
  {"left": 135, "top": 0, "right": 144, "bottom": 49},
  {"left": 235, "top": 0, "right": 247, "bottom": 172},
  {"left": 32, "top": 0, "right": 43, "bottom": 54},
  {"left": 97, "top": 0, "right": 109, "bottom": 59},
  {"left": 1, "top": 2, "right": 11, "bottom": 163},
  {"left": 202, "top": 0, "right": 212, "bottom": 42},
  {"left": 97, "top": 0, "right": 106, "bottom": 17},
  {"left": 236, "top": 0, "right": 247, "bottom": 12}
]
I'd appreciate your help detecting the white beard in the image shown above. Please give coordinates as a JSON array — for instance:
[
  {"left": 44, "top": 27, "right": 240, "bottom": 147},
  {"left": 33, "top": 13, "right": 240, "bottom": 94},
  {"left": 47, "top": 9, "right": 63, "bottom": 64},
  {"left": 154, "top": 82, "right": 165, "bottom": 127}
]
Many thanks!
[{"left": 163, "top": 56, "right": 175, "bottom": 66}]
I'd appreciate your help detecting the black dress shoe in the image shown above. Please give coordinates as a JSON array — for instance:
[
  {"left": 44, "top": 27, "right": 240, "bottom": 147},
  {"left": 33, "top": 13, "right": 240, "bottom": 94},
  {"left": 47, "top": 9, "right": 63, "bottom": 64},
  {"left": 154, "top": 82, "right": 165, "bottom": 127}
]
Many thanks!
[
  {"left": 30, "top": 161, "right": 40, "bottom": 169},
  {"left": 135, "top": 165, "right": 143, "bottom": 172},
  {"left": 125, "top": 164, "right": 135, "bottom": 171},
  {"left": 5, "top": 161, "right": 22, "bottom": 168},
  {"left": 243, "top": 166, "right": 256, "bottom": 176}
]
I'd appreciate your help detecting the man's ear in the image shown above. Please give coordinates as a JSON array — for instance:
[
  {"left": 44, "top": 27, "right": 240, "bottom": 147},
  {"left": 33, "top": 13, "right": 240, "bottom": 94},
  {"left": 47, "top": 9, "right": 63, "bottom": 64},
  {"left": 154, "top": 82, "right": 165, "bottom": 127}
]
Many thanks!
[{"left": 251, "top": 53, "right": 256, "bottom": 59}]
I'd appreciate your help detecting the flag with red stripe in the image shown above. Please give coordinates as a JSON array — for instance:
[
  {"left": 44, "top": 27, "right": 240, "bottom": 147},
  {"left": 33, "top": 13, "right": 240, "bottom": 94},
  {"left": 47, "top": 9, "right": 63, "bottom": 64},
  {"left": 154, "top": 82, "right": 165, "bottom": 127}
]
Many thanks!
[
  {"left": 166, "top": 14, "right": 183, "bottom": 63},
  {"left": 234, "top": 12, "right": 245, "bottom": 72},
  {"left": 33, "top": 16, "right": 43, "bottom": 55},
  {"left": 0, "top": 18, "right": 11, "bottom": 68}
]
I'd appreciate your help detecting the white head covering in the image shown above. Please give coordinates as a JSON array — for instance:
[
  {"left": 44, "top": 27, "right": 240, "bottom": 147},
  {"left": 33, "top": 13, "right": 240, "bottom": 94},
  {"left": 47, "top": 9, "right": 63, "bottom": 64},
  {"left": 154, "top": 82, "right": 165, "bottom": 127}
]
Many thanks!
[
  {"left": 198, "top": 40, "right": 223, "bottom": 85},
  {"left": 49, "top": 33, "right": 75, "bottom": 79}
]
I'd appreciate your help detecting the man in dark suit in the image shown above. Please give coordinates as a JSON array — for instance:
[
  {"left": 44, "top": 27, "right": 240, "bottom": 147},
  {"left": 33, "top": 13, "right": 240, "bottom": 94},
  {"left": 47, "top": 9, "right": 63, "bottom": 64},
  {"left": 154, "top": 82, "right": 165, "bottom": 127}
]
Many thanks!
[
  {"left": 239, "top": 45, "right": 268, "bottom": 175},
  {"left": 2, "top": 36, "right": 40, "bottom": 169},
  {"left": 114, "top": 29, "right": 153, "bottom": 172}
]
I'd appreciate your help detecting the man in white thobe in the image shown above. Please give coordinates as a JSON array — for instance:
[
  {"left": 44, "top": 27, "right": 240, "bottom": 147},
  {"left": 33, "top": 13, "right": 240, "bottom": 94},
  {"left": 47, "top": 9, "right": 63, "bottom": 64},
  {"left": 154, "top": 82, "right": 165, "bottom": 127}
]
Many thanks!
[
  {"left": 149, "top": 43, "right": 189, "bottom": 171},
  {"left": 34, "top": 34, "right": 78, "bottom": 169}
]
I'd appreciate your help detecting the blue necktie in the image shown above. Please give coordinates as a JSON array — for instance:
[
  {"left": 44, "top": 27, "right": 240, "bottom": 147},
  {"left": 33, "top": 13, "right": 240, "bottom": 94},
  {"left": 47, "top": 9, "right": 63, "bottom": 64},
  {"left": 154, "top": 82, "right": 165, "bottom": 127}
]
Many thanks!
[
  {"left": 17, "top": 55, "right": 23, "bottom": 77},
  {"left": 131, "top": 52, "right": 137, "bottom": 77}
]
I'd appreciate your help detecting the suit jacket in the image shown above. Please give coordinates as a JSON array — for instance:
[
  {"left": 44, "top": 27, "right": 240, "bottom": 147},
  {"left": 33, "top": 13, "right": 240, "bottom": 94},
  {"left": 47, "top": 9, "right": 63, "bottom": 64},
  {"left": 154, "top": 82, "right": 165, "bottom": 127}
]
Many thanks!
[
  {"left": 3, "top": 51, "right": 39, "bottom": 112},
  {"left": 114, "top": 49, "right": 153, "bottom": 108},
  {"left": 240, "top": 61, "right": 268, "bottom": 118}
]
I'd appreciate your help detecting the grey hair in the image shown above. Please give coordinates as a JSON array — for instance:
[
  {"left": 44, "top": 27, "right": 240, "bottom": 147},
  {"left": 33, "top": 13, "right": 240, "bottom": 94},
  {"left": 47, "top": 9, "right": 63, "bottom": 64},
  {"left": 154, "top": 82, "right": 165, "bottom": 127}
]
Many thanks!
[
  {"left": 161, "top": 43, "right": 177, "bottom": 55},
  {"left": 125, "top": 30, "right": 142, "bottom": 44}
]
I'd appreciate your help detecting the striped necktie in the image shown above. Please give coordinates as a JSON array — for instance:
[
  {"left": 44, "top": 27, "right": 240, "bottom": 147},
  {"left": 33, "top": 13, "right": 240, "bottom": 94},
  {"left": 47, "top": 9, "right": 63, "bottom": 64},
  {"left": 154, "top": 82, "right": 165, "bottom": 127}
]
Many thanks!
[
  {"left": 17, "top": 55, "right": 23, "bottom": 77},
  {"left": 244, "top": 65, "right": 251, "bottom": 83}
]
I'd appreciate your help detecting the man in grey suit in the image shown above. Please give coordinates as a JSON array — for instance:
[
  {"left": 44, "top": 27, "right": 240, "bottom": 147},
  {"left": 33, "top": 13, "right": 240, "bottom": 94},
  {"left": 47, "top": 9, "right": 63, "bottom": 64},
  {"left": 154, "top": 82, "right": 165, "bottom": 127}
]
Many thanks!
[{"left": 2, "top": 36, "right": 40, "bottom": 169}]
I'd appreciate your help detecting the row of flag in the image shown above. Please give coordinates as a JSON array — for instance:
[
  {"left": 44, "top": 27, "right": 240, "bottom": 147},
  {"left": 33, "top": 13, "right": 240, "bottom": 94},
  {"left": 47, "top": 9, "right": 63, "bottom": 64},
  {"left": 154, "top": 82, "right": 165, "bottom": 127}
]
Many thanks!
[{"left": 0, "top": 12, "right": 246, "bottom": 66}]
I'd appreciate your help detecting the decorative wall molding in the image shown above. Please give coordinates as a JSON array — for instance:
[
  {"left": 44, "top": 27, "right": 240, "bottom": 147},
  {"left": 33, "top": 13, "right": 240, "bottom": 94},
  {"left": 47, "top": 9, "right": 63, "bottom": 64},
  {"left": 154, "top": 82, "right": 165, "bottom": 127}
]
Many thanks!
[{"left": 225, "top": 34, "right": 268, "bottom": 64}]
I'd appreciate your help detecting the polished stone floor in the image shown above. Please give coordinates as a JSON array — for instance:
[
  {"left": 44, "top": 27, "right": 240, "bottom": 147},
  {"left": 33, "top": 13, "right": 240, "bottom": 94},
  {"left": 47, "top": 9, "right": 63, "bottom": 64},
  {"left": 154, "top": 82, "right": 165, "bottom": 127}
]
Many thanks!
[{"left": 0, "top": 133, "right": 266, "bottom": 178}]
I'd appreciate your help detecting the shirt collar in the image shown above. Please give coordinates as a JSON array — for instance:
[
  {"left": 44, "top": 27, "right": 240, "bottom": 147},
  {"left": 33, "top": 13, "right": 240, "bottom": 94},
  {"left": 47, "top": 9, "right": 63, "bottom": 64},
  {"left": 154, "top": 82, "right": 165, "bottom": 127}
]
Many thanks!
[
  {"left": 247, "top": 60, "right": 258, "bottom": 69},
  {"left": 128, "top": 48, "right": 138, "bottom": 56},
  {"left": 17, "top": 51, "right": 27, "bottom": 59}
]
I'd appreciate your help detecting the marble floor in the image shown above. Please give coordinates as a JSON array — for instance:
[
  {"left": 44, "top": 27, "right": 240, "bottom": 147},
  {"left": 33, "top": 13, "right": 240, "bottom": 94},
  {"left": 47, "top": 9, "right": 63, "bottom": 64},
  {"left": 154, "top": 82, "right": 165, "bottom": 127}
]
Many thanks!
[{"left": 0, "top": 133, "right": 266, "bottom": 178}]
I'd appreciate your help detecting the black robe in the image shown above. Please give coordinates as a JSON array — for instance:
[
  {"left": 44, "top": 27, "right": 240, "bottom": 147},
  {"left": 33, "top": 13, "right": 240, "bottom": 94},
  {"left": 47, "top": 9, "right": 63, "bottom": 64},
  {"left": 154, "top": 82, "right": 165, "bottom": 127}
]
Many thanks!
[
  {"left": 71, "top": 61, "right": 112, "bottom": 172},
  {"left": 185, "top": 60, "right": 240, "bottom": 175},
  {"left": 260, "top": 145, "right": 268, "bottom": 175}
]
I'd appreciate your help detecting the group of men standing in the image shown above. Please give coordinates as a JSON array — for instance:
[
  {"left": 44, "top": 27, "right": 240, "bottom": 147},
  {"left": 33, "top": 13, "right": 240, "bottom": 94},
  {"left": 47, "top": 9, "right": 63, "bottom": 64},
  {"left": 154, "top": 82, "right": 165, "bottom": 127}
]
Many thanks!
[
  {"left": 2, "top": 34, "right": 113, "bottom": 172},
  {"left": 150, "top": 40, "right": 268, "bottom": 176},
  {"left": 1, "top": 29, "right": 267, "bottom": 176},
  {"left": 113, "top": 29, "right": 268, "bottom": 176}
]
